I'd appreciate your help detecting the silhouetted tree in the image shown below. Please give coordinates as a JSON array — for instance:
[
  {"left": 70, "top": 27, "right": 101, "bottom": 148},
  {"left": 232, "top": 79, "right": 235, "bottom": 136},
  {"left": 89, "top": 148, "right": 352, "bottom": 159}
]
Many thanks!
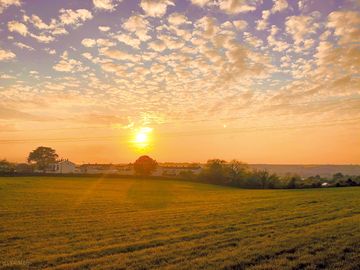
[
  {"left": 288, "top": 177, "right": 297, "bottom": 189},
  {"left": 346, "top": 178, "right": 357, "bottom": 186},
  {"left": 202, "top": 159, "right": 228, "bottom": 184},
  {"left": 333, "top": 172, "right": 344, "bottom": 181},
  {"left": 267, "top": 173, "right": 280, "bottom": 189},
  {"left": 227, "top": 160, "right": 250, "bottom": 186},
  {"left": 134, "top": 155, "right": 158, "bottom": 176},
  {"left": 27, "top": 146, "right": 58, "bottom": 172},
  {"left": 0, "top": 159, "right": 14, "bottom": 174}
]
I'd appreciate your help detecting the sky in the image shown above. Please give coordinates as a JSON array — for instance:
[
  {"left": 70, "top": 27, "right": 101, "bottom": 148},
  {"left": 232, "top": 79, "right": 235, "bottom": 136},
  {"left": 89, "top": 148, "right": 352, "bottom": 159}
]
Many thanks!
[{"left": 0, "top": 0, "right": 359, "bottom": 164}]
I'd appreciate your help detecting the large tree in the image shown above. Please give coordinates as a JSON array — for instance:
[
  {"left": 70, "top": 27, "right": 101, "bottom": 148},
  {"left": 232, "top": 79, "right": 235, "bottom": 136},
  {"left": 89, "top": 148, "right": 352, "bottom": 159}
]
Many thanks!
[
  {"left": 134, "top": 155, "right": 158, "bottom": 176},
  {"left": 27, "top": 146, "right": 58, "bottom": 172},
  {"left": 202, "top": 159, "right": 228, "bottom": 184}
]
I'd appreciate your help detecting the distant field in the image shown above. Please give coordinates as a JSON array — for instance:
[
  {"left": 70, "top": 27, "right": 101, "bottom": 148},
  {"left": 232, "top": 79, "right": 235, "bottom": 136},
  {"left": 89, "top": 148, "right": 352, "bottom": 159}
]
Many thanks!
[
  {"left": 0, "top": 177, "right": 359, "bottom": 270},
  {"left": 249, "top": 164, "right": 360, "bottom": 178}
]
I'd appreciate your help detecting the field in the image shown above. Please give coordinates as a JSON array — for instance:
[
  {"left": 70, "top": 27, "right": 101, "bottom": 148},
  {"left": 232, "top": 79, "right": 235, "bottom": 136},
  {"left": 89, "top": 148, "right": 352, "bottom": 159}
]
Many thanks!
[{"left": 0, "top": 177, "right": 359, "bottom": 270}]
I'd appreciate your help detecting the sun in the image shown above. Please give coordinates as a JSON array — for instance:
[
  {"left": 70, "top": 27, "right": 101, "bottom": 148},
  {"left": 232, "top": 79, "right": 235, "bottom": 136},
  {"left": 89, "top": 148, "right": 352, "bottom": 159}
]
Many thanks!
[
  {"left": 132, "top": 127, "right": 153, "bottom": 149},
  {"left": 135, "top": 132, "right": 148, "bottom": 144}
]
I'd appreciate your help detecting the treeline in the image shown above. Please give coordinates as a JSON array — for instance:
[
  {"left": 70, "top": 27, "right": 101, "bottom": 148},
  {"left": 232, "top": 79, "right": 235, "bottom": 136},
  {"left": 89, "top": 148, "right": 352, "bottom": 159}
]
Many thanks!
[
  {"left": 0, "top": 159, "right": 34, "bottom": 175},
  {"left": 180, "top": 159, "right": 360, "bottom": 189},
  {"left": 1, "top": 158, "right": 360, "bottom": 189}
]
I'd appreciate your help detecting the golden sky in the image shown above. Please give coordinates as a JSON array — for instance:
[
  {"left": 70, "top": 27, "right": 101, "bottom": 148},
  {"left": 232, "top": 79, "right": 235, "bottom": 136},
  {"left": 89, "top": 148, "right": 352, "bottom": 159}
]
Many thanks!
[{"left": 0, "top": 0, "right": 359, "bottom": 164}]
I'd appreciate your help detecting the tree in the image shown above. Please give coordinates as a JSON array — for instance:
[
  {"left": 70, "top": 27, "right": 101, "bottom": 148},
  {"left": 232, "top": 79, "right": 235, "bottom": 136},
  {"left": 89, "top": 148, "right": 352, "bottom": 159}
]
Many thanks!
[
  {"left": 27, "top": 146, "right": 58, "bottom": 172},
  {"left": 134, "top": 155, "right": 158, "bottom": 176},
  {"left": 227, "top": 160, "right": 250, "bottom": 186},
  {"left": 251, "top": 170, "right": 280, "bottom": 189},
  {"left": 202, "top": 159, "right": 228, "bottom": 184},
  {"left": 333, "top": 172, "right": 344, "bottom": 181},
  {"left": 0, "top": 159, "right": 14, "bottom": 174}
]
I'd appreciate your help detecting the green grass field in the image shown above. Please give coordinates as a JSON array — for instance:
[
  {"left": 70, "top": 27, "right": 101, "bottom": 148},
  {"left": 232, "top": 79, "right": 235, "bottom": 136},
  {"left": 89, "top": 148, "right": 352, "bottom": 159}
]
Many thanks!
[{"left": 0, "top": 177, "right": 359, "bottom": 270}]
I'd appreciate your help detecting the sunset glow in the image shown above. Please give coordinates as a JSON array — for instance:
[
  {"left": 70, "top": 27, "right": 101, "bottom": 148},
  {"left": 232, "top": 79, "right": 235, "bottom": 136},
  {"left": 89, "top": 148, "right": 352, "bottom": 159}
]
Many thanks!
[
  {"left": 0, "top": 0, "right": 359, "bottom": 164},
  {"left": 0, "top": 2, "right": 360, "bottom": 267},
  {"left": 132, "top": 127, "right": 153, "bottom": 149}
]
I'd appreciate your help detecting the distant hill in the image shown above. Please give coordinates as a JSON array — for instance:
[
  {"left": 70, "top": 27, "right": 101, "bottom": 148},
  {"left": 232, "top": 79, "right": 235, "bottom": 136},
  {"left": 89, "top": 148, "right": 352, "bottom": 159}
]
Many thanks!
[{"left": 249, "top": 164, "right": 360, "bottom": 178}]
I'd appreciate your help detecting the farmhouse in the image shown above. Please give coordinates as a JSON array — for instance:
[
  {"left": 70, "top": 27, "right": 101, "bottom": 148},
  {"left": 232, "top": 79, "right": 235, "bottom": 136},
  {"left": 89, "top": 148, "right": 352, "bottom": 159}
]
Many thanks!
[{"left": 47, "top": 159, "right": 76, "bottom": 174}]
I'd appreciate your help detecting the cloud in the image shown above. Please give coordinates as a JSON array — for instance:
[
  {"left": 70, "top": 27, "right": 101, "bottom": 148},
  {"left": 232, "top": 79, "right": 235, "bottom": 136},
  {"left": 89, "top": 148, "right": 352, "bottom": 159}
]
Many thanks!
[
  {"left": 115, "top": 34, "right": 141, "bottom": 49},
  {"left": 196, "top": 16, "right": 218, "bottom": 38},
  {"left": 59, "top": 8, "right": 93, "bottom": 26},
  {"left": 0, "top": 106, "right": 42, "bottom": 120},
  {"left": 219, "top": 0, "right": 258, "bottom": 14},
  {"left": 98, "top": 26, "right": 110, "bottom": 32},
  {"left": 82, "top": 38, "right": 96, "bottom": 47},
  {"left": 100, "top": 61, "right": 127, "bottom": 76},
  {"left": 93, "top": 0, "right": 122, "bottom": 11},
  {"left": 51, "top": 27, "right": 68, "bottom": 35},
  {"left": 168, "top": 12, "right": 189, "bottom": 26},
  {"left": 0, "top": 74, "right": 16, "bottom": 79},
  {"left": 285, "top": 15, "right": 315, "bottom": 45},
  {"left": 256, "top": 10, "right": 271, "bottom": 31},
  {"left": 272, "top": 0, "right": 288, "bottom": 13},
  {"left": 0, "top": 48, "right": 16, "bottom": 61},
  {"left": 96, "top": 38, "right": 115, "bottom": 47},
  {"left": 327, "top": 11, "right": 360, "bottom": 45},
  {"left": 82, "top": 52, "right": 93, "bottom": 60},
  {"left": 8, "top": 20, "right": 28, "bottom": 36},
  {"left": 148, "top": 40, "right": 167, "bottom": 52},
  {"left": 53, "top": 51, "right": 89, "bottom": 73},
  {"left": 45, "top": 48, "right": 56, "bottom": 55},
  {"left": 297, "top": 0, "right": 313, "bottom": 12},
  {"left": 191, "top": 0, "right": 211, "bottom": 7},
  {"left": 30, "top": 33, "right": 55, "bottom": 43},
  {"left": 23, "top": 14, "right": 68, "bottom": 37},
  {"left": 0, "top": 0, "right": 20, "bottom": 14},
  {"left": 29, "top": 14, "right": 53, "bottom": 30},
  {"left": 123, "top": 15, "right": 150, "bottom": 41},
  {"left": 1, "top": 0, "right": 358, "bottom": 136},
  {"left": 140, "top": 0, "right": 174, "bottom": 17},
  {"left": 192, "top": 0, "right": 262, "bottom": 16},
  {"left": 101, "top": 49, "right": 140, "bottom": 62},
  {"left": 243, "top": 32, "right": 263, "bottom": 48},
  {"left": 158, "top": 34, "right": 184, "bottom": 50},
  {"left": 81, "top": 38, "right": 115, "bottom": 48},
  {"left": 14, "top": 42, "right": 34, "bottom": 51},
  {"left": 233, "top": 20, "right": 248, "bottom": 30},
  {"left": 267, "top": 25, "right": 290, "bottom": 52}
]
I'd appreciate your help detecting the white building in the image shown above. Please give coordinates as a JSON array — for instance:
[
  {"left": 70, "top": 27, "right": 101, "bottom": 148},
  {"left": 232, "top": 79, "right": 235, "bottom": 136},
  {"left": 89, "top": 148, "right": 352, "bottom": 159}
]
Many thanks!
[
  {"left": 321, "top": 182, "right": 329, "bottom": 187},
  {"left": 47, "top": 160, "right": 76, "bottom": 174},
  {"left": 80, "top": 164, "right": 120, "bottom": 174},
  {"left": 153, "top": 166, "right": 202, "bottom": 177},
  {"left": 118, "top": 165, "right": 135, "bottom": 175}
]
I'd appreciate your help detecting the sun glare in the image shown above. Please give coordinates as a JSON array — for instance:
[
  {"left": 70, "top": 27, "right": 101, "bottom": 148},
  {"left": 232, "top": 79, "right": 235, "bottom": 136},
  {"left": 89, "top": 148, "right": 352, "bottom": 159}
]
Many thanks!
[
  {"left": 133, "top": 127, "right": 153, "bottom": 149},
  {"left": 135, "top": 132, "right": 148, "bottom": 144}
]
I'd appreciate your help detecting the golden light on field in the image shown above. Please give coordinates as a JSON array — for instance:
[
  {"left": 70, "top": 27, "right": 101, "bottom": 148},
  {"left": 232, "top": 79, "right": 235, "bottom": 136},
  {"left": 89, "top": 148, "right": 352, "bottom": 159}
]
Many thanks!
[{"left": 132, "top": 127, "right": 153, "bottom": 149}]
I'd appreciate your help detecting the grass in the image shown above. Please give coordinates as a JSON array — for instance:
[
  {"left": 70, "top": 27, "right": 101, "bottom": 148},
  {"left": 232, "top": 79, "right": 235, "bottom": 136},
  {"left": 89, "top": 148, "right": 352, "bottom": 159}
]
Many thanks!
[{"left": 0, "top": 176, "right": 359, "bottom": 270}]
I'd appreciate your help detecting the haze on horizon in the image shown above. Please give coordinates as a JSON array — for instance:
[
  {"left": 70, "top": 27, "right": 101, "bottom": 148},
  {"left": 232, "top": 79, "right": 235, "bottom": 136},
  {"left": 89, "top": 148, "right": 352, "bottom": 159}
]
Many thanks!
[{"left": 0, "top": 0, "right": 359, "bottom": 164}]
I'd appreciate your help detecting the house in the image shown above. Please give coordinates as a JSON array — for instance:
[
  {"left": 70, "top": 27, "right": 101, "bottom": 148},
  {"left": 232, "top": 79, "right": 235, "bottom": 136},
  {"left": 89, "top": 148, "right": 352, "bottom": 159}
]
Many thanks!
[
  {"left": 80, "top": 164, "right": 120, "bottom": 174},
  {"left": 321, "top": 182, "right": 329, "bottom": 187},
  {"left": 118, "top": 164, "right": 135, "bottom": 175},
  {"left": 153, "top": 165, "right": 203, "bottom": 177},
  {"left": 47, "top": 159, "right": 76, "bottom": 174}
]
